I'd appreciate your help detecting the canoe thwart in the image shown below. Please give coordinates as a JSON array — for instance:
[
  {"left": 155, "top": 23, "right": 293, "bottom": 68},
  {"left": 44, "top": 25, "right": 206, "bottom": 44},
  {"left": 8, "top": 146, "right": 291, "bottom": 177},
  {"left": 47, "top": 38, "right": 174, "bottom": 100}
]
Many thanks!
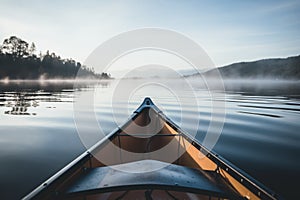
[{"left": 65, "top": 160, "right": 237, "bottom": 198}]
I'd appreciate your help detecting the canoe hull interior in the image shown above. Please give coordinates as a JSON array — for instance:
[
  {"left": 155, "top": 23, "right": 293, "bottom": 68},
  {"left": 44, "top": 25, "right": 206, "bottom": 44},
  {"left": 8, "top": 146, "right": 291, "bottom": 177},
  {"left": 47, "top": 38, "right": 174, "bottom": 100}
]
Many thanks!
[{"left": 23, "top": 98, "right": 279, "bottom": 200}]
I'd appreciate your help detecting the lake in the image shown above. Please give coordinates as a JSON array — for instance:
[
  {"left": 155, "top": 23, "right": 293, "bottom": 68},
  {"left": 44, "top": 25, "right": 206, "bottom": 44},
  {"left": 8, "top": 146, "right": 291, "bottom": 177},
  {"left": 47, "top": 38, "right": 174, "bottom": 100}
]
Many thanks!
[{"left": 0, "top": 78, "right": 299, "bottom": 199}]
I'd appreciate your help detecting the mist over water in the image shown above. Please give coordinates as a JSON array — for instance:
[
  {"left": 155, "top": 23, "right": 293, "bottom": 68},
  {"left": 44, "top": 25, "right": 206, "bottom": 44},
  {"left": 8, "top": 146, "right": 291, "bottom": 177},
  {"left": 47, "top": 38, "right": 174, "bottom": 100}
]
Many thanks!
[{"left": 0, "top": 78, "right": 299, "bottom": 199}]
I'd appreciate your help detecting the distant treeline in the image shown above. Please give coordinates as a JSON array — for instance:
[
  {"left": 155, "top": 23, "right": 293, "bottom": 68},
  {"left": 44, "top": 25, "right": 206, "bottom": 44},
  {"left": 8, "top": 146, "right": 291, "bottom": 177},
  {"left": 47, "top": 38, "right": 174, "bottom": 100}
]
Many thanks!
[
  {"left": 201, "top": 55, "right": 300, "bottom": 79},
  {"left": 0, "top": 36, "right": 111, "bottom": 80}
]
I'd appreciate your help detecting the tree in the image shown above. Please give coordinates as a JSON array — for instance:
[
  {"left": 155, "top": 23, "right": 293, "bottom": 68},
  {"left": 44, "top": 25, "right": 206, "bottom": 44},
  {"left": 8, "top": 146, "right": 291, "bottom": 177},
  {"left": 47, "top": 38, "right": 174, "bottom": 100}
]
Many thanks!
[
  {"left": 0, "top": 35, "right": 112, "bottom": 79},
  {"left": 1, "top": 36, "right": 30, "bottom": 57},
  {"left": 29, "top": 42, "right": 36, "bottom": 56}
]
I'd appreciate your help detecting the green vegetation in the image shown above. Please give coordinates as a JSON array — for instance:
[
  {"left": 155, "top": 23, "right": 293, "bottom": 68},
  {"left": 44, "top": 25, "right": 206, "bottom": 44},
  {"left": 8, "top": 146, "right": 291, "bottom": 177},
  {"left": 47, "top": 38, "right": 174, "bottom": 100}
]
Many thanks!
[
  {"left": 203, "top": 55, "right": 300, "bottom": 79},
  {"left": 0, "top": 36, "right": 111, "bottom": 80}
]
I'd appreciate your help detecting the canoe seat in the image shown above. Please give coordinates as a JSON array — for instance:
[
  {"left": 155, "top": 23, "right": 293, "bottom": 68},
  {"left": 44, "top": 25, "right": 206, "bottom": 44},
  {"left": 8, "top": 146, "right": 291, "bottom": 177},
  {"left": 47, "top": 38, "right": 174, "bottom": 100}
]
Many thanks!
[{"left": 64, "top": 160, "right": 238, "bottom": 198}]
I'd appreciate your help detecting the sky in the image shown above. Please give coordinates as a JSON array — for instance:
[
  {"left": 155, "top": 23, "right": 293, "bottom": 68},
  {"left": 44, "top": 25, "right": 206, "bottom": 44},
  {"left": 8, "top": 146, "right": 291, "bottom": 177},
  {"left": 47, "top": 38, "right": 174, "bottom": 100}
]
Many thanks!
[{"left": 1, "top": 0, "right": 300, "bottom": 70}]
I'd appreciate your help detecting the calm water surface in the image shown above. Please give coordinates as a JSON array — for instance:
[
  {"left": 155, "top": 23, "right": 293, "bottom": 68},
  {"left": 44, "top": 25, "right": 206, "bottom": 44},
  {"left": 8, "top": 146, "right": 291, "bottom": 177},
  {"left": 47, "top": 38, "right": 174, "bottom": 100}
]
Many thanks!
[{"left": 0, "top": 79, "right": 299, "bottom": 199}]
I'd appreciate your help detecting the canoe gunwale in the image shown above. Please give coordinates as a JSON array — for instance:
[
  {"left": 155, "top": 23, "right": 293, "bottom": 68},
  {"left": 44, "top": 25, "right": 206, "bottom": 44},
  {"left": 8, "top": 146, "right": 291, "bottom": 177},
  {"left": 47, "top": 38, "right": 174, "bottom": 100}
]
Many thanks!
[
  {"left": 132, "top": 98, "right": 279, "bottom": 200},
  {"left": 152, "top": 103, "right": 279, "bottom": 200},
  {"left": 22, "top": 97, "right": 280, "bottom": 200},
  {"left": 22, "top": 112, "right": 139, "bottom": 200}
]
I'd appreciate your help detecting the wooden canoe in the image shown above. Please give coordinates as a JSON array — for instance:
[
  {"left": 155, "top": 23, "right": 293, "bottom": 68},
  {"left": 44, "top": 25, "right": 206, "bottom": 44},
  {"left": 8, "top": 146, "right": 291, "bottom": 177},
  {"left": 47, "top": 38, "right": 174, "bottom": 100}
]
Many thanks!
[{"left": 23, "top": 97, "right": 280, "bottom": 200}]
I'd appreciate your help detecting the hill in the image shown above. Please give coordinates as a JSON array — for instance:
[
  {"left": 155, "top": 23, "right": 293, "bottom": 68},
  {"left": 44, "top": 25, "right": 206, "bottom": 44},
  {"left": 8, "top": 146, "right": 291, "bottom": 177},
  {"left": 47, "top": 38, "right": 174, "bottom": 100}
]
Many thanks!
[
  {"left": 194, "top": 55, "right": 300, "bottom": 79},
  {"left": 0, "top": 36, "right": 111, "bottom": 80}
]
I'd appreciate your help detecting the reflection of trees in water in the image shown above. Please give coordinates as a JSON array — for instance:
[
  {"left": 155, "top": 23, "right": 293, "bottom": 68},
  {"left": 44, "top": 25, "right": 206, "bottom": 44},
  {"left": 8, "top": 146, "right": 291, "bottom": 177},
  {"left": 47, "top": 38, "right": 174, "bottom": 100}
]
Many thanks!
[
  {"left": 0, "top": 81, "right": 110, "bottom": 115},
  {"left": 4, "top": 92, "right": 39, "bottom": 115},
  {"left": 223, "top": 80, "right": 300, "bottom": 98}
]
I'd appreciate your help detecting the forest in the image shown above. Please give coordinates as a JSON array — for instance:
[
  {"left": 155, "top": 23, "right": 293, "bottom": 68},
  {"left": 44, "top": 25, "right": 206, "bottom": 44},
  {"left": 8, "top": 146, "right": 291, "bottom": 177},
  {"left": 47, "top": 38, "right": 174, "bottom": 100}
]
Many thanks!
[
  {"left": 0, "top": 36, "right": 110, "bottom": 80},
  {"left": 188, "top": 55, "right": 300, "bottom": 80}
]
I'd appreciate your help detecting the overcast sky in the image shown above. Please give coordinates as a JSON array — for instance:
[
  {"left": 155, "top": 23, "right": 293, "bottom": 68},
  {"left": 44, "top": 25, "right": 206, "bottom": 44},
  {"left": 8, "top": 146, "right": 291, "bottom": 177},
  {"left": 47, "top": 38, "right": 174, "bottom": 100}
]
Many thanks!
[{"left": 1, "top": 0, "right": 300, "bottom": 68}]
